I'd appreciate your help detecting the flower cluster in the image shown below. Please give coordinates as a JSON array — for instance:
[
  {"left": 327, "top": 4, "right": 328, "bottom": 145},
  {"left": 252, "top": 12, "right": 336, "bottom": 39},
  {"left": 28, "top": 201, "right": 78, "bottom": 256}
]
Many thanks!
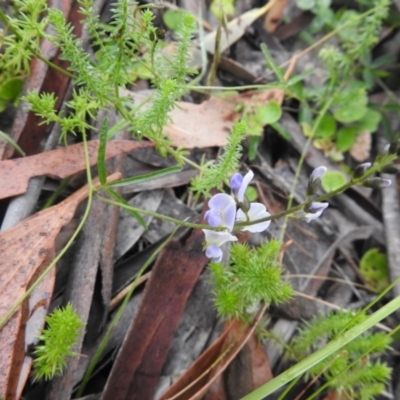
[
  {"left": 202, "top": 167, "right": 332, "bottom": 262},
  {"left": 296, "top": 166, "right": 329, "bottom": 223},
  {"left": 203, "top": 170, "right": 270, "bottom": 262}
]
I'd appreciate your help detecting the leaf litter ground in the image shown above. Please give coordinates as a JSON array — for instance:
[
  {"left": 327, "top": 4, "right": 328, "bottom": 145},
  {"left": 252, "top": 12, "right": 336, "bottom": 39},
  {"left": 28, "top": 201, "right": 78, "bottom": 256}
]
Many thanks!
[{"left": 0, "top": 1, "right": 399, "bottom": 400}]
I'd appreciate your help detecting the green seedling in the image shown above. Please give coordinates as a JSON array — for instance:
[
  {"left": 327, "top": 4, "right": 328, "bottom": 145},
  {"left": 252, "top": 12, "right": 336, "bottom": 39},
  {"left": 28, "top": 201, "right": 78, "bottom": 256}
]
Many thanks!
[{"left": 359, "top": 248, "right": 389, "bottom": 293}]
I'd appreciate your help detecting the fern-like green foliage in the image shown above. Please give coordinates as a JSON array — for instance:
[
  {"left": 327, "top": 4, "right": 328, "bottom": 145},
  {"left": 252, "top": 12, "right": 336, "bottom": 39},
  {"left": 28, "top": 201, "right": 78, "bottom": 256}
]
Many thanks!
[
  {"left": 191, "top": 119, "right": 248, "bottom": 197},
  {"left": 209, "top": 239, "right": 293, "bottom": 320},
  {"left": 290, "top": 310, "right": 392, "bottom": 399},
  {"left": 0, "top": 0, "right": 47, "bottom": 81},
  {"left": 22, "top": 0, "right": 196, "bottom": 161},
  {"left": 32, "top": 304, "right": 84, "bottom": 381}
]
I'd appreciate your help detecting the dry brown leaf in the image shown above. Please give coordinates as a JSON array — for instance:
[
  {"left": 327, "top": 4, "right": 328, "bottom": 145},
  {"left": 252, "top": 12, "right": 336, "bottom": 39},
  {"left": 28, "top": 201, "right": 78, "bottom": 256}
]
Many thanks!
[
  {"left": 349, "top": 131, "right": 371, "bottom": 162},
  {"left": 159, "top": 306, "right": 266, "bottom": 400},
  {"left": 123, "top": 89, "right": 285, "bottom": 148},
  {"left": 0, "top": 173, "right": 121, "bottom": 399},
  {"left": 0, "top": 140, "right": 153, "bottom": 200},
  {"left": 263, "top": 0, "right": 288, "bottom": 32}
]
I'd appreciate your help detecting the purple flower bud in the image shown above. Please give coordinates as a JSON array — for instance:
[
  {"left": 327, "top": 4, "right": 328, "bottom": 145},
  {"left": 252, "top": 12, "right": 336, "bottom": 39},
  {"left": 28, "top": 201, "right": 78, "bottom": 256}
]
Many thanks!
[
  {"left": 231, "top": 170, "right": 254, "bottom": 203},
  {"left": 230, "top": 173, "right": 243, "bottom": 191},
  {"left": 381, "top": 164, "right": 400, "bottom": 174},
  {"left": 353, "top": 162, "right": 372, "bottom": 178},
  {"left": 389, "top": 139, "right": 400, "bottom": 156},
  {"left": 307, "top": 202, "right": 329, "bottom": 213},
  {"left": 307, "top": 166, "right": 327, "bottom": 197},
  {"left": 297, "top": 202, "right": 329, "bottom": 223},
  {"left": 310, "top": 166, "right": 327, "bottom": 182},
  {"left": 363, "top": 178, "right": 392, "bottom": 189}
]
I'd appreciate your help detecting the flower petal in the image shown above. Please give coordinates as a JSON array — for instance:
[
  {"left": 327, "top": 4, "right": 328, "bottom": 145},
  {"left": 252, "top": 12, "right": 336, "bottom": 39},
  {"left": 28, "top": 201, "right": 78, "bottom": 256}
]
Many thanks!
[
  {"left": 308, "top": 202, "right": 329, "bottom": 213},
  {"left": 207, "top": 193, "right": 236, "bottom": 230},
  {"left": 236, "top": 203, "right": 271, "bottom": 233},
  {"left": 237, "top": 170, "right": 254, "bottom": 202},
  {"left": 310, "top": 166, "right": 327, "bottom": 181},
  {"left": 205, "top": 244, "right": 223, "bottom": 262},
  {"left": 206, "top": 209, "right": 222, "bottom": 227},
  {"left": 230, "top": 173, "right": 243, "bottom": 191},
  {"left": 208, "top": 193, "right": 235, "bottom": 210},
  {"left": 203, "top": 229, "right": 238, "bottom": 247}
]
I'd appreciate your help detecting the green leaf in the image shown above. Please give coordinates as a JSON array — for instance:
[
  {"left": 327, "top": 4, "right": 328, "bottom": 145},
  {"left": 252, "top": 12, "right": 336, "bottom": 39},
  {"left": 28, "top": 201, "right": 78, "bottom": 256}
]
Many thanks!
[
  {"left": 321, "top": 171, "right": 347, "bottom": 192},
  {"left": 97, "top": 117, "right": 108, "bottom": 185},
  {"left": 260, "top": 43, "right": 284, "bottom": 81},
  {"left": 297, "top": 0, "right": 316, "bottom": 10},
  {"left": 315, "top": 114, "right": 336, "bottom": 139},
  {"left": 210, "top": 0, "right": 235, "bottom": 20},
  {"left": 301, "top": 122, "right": 313, "bottom": 138},
  {"left": 246, "top": 186, "right": 258, "bottom": 202},
  {"left": 354, "top": 109, "right": 381, "bottom": 132},
  {"left": 0, "top": 130, "right": 25, "bottom": 156},
  {"left": 0, "top": 78, "right": 23, "bottom": 103},
  {"left": 106, "top": 189, "right": 147, "bottom": 229},
  {"left": 248, "top": 135, "right": 261, "bottom": 160},
  {"left": 359, "top": 248, "right": 389, "bottom": 292},
  {"left": 162, "top": 9, "right": 187, "bottom": 31},
  {"left": 270, "top": 122, "right": 291, "bottom": 141},
  {"left": 334, "top": 104, "right": 368, "bottom": 124},
  {"left": 332, "top": 84, "right": 368, "bottom": 123},
  {"left": 257, "top": 101, "right": 282, "bottom": 124},
  {"left": 336, "top": 126, "right": 357, "bottom": 152}
]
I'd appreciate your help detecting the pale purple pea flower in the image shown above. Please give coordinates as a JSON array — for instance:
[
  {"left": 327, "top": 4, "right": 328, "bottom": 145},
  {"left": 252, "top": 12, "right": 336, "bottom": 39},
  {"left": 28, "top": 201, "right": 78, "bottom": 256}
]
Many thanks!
[
  {"left": 204, "top": 193, "right": 236, "bottom": 231},
  {"left": 303, "top": 202, "right": 329, "bottom": 223},
  {"left": 236, "top": 203, "right": 271, "bottom": 233},
  {"left": 310, "top": 166, "right": 327, "bottom": 181},
  {"left": 202, "top": 230, "right": 238, "bottom": 262},
  {"left": 231, "top": 170, "right": 254, "bottom": 202}
]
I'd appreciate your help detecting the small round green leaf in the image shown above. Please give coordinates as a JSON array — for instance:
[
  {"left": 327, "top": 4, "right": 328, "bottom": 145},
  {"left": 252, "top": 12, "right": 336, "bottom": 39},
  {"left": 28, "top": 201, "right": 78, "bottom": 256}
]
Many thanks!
[
  {"left": 315, "top": 114, "right": 336, "bottom": 139},
  {"left": 354, "top": 109, "right": 381, "bottom": 132},
  {"left": 334, "top": 105, "right": 368, "bottom": 123},
  {"left": 246, "top": 186, "right": 258, "bottom": 202},
  {"left": 163, "top": 10, "right": 186, "bottom": 31},
  {"left": 359, "top": 248, "right": 389, "bottom": 292},
  {"left": 258, "top": 101, "right": 282, "bottom": 124},
  {"left": 336, "top": 126, "right": 357, "bottom": 152},
  {"left": 321, "top": 171, "right": 347, "bottom": 192}
]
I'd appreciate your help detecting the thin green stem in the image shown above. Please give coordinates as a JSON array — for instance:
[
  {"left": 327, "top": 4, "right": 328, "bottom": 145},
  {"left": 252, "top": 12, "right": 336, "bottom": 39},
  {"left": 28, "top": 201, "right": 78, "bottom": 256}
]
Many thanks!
[
  {"left": 234, "top": 153, "right": 397, "bottom": 229},
  {"left": 278, "top": 96, "right": 335, "bottom": 242},
  {"left": 98, "top": 196, "right": 210, "bottom": 230},
  {"left": 0, "top": 133, "right": 95, "bottom": 330}
]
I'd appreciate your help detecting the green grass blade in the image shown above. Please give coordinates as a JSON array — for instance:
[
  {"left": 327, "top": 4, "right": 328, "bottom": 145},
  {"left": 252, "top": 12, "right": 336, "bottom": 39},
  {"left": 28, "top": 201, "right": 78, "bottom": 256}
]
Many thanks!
[
  {"left": 105, "top": 188, "right": 147, "bottom": 229},
  {"left": 260, "top": 43, "right": 284, "bottom": 82},
  {"left": 242, "top": 295, "right": 400, "bottom": 399},
  {"left": 97, "top": 117, "right": 108, "bottom": 185},
  {"left": 0, "top": 130, "right": 25, "bottom": 156},
  {"left": 107, "top": 165, "right": 182, "bottom": 188}
]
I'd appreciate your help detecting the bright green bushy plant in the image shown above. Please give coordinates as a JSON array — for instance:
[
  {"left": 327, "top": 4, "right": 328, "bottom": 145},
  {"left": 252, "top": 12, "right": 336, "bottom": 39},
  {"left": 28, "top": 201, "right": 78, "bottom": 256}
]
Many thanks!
[
  {"left": 210, "top": 239, "right": 293, "bottom": 320},
  {"left": 32, "top": 304, "right": 84, "bottom": 380}
]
